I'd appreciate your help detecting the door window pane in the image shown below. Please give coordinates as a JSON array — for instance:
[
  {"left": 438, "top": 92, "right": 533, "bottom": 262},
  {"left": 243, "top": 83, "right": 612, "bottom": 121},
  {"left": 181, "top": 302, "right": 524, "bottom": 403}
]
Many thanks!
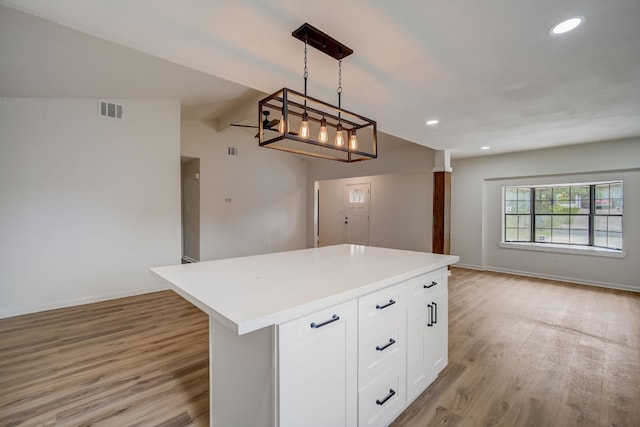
[{"left": 349, "top": 189, "right": 364, "bottom": 203}]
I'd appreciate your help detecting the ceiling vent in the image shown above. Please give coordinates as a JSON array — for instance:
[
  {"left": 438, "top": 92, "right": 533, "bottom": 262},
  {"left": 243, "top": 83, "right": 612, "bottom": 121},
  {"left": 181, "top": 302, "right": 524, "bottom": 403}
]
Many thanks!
[
  {"left": 98, "top": 99, "right": 123, "bottom": 119},
  {"left": 227, "top": 147, "right": 238, "bottom": 156}
]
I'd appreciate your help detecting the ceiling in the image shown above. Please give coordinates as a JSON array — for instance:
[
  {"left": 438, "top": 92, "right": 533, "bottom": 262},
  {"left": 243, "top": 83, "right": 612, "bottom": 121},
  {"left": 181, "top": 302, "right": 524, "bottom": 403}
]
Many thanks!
[{"left": 1, "top": 0, "right": 639, "bottom": 158}]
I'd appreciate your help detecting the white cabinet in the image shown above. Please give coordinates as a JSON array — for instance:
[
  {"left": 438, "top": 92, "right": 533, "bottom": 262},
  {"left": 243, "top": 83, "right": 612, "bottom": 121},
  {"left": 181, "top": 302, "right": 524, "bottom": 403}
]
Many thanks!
[
  {"left": 278, "top": 299, "right": 358, "bottom": 427},
  {"left": 357, "top": 283, "right": 407, "bottom": 427},
  {"left": 277, "top": 269, "right": 449, "bottom": 427},
  {"left": 273, "top": 269, "right": 448, "bottom": 427},
  {"left": 406, "top": 268, "right": 448, "bottom": 401}
]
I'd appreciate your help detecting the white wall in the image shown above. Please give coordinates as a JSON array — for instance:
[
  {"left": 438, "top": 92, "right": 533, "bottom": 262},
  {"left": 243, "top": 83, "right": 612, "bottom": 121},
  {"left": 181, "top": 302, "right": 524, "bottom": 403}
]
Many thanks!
[
  {"left": 0, "top": 98, "right": 182, "bottom": 318},
  {"left": 181, "top": 121, "right": 308, "bottom": 261},
  {"left": 451, "top": 138, "right": 640, "bottom": 290},
  {"left": 308, "top": 132, "right": 434, "bottom": 182},
  {"left": 308, "top": 133, "right": 435, "bottom": 247},
  {"left": 318, "top": 171, "right": 432, "bottom": 252}
]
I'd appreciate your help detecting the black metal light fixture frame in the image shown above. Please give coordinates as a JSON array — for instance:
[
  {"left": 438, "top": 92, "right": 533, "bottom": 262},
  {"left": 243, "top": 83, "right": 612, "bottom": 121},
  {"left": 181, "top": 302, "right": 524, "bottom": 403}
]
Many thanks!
[{"left": 258, "top": 23, "right": 377, "bottom": 163}]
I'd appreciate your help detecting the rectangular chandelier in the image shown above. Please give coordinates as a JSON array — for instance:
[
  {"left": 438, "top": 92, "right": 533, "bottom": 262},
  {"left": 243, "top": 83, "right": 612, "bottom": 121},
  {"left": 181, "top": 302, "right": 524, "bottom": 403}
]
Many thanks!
[
  {"left": 259, "top": 88, "right": 377, "bottom": 162},
  {"left": 258, "top": 23, "right": 377, "bottom": 163}
]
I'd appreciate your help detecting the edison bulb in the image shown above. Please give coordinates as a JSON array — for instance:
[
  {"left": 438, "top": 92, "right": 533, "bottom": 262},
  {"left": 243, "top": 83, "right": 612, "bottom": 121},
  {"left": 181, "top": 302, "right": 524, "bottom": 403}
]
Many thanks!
[
  {"left": 348, "top": 130, "right": 358, "bottom": 150},
  {"left": 335, "top": 124, "right": 345, "bottom": 147},
  {"left": 278, "top": 113, "right": 289, "bottom": 134},
  {"left": 318, "top": 117, "right": 328, "bottom": 143},
  {"left": 299, "top": 112, "right": 310, "bottom": 139}
]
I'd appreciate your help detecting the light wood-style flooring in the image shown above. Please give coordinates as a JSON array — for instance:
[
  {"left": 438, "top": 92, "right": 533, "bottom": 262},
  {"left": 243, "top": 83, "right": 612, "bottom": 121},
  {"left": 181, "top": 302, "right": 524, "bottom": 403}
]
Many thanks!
[
  {"left": 0, "top": 292, "right": 209, "bottom": 426},
  {"left": 392, "top": 268, "right": 640, "bottom": 427},
  {"left": 1, "top": 268, "right": 639, "bottom": 426}
]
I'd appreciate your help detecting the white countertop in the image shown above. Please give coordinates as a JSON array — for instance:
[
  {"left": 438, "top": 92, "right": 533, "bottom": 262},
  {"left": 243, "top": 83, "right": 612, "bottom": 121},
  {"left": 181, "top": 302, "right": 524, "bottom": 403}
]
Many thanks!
[{"left": 150, "top": 245, "right": 459, "bottom": 335}]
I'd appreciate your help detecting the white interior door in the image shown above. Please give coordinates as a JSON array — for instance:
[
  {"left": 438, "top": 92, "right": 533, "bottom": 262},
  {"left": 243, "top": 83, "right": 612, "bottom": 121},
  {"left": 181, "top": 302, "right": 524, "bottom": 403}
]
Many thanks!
[{"left": 344, "top": 182, "right": 370, "bottom": 245}]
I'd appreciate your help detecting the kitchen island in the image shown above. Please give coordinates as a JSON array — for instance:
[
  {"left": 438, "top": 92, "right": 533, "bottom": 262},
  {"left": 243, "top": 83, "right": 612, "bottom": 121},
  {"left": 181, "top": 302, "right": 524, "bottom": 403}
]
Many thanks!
[{"left": 151, "top": 244, "right": 459, "bottom": 427}]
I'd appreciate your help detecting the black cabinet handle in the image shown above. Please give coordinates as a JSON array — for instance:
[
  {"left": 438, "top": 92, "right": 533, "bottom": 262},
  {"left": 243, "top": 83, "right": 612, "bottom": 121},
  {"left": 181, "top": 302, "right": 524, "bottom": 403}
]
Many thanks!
[
  {"left": 427, "top": 304, "right": 433, "bottom": 327},
  {"left": 310, "top": 314, "right": 340, "bottom": 329},
  {"left": 376, "top": 299, "right": 396, "bottom": 310},
  {"left": 433, "top": 301, "right": 438, "bottom": 324},
  {"left": 376, "top": 338, "right": 396, "bottom": 352},
  {"left": 424, "top": 281, "right": 438, "bottom": 289},
  {"left": 376, "top": 388, "right": 396, "bottom": 406}
]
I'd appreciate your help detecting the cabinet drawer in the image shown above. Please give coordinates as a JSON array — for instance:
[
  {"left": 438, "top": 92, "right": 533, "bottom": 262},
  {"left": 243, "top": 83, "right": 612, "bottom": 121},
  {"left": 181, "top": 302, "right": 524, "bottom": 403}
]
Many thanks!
[
  {"left": 358, "top": 313, "right": 405, "bottom": 389},
  {"left": 405, "top": 268, "right": 447, "bottom": 307},
  {"left": 358, "top": 364, "right": 406, "bottom": 427},
  {"left": 358, "top": 283, "right": 405, "bottom": 329},
  {"left": 284, "top": 299, "right": 356, "bottom": 340}
]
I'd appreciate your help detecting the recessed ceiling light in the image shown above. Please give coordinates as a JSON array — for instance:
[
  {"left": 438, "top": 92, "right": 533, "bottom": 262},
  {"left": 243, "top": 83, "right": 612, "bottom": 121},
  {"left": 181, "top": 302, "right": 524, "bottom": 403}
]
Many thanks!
[
  {"left": 481, "top": 146, "right": 491, "bottom": 150},
  {"left": 426, "top": 119, "right": 439, "bottom": 126},
  {"left": 550, "top": 17, "right": 584, "bottom": 35}
]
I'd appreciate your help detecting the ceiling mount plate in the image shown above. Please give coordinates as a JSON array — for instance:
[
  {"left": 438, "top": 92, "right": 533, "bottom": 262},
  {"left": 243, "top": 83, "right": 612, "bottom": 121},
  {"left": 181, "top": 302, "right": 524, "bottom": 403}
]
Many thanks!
[{"left": 292, "top": 23, "right": 353, "bottom": 60}]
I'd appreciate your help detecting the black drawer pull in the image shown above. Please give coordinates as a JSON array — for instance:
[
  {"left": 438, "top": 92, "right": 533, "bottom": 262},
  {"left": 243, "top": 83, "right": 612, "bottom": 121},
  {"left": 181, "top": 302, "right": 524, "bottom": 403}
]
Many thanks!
[
  {"left": 424, "top": 281, "right": 438, "bottom": 289},
  {"left": 376, "top": 388, "right": 396, "bottom": 406},
  {"left": 376, "top": 338, "right": 396, "bottom": 352},
  {"left": 375, "top": 299, "right": 396, "bottom": 310},
  {"left": 310, "top": 314, "right": 340, "bottom": 329},
  {"left": 427, "top": 304, "right": 433, "bottom": 327}
]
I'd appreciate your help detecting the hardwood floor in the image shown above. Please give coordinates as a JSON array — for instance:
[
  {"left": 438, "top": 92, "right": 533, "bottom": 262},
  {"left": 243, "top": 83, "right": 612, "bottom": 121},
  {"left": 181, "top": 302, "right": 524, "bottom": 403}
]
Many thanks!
[
  {"left": 392, "top": 268, "right": 640, "bottom": 427},
  {"left": 0, "top": 292, "right": 210, "bottom": 426},
  {"left": 1, "top": 268, "right": 638, "bottom": 426}
]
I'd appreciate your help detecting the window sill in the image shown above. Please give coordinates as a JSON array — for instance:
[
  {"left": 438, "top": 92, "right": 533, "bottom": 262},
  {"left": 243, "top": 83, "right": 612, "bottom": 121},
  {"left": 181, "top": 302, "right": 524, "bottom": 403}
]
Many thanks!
[{"left": 498, "top": 242, "right": 627, "bottom": 258}]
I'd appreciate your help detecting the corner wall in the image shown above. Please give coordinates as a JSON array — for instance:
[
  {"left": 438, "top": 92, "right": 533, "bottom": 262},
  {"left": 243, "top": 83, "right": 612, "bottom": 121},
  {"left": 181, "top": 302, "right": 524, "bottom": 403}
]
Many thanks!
[
  {"left": 451, "top": 138, "right": 640, "bottom": 290},
  {"left": 180, "top": 121, "right": 308, "bottom": 261},
  {"left": 0, "top": 98, "right": 182, "bottom": 318}
]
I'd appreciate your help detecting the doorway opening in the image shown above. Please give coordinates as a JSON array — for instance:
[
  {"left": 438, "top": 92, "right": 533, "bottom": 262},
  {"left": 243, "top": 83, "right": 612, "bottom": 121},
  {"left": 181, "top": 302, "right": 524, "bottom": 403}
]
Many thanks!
[
  {"left": 181, "top": 156, "right": 200, "bottom": 263},
  {"left": 314, "top": 179, "right": 370, "bottom": 247}
]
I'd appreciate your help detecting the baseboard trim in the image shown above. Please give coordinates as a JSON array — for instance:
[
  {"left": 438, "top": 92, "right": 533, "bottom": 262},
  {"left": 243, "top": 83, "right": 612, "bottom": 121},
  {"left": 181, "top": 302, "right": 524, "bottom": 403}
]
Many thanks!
[
  {"left": 0, "top": 285, "right": 168, "bottom": 320},
  {"left": 453, "top": 264, "right": 639, "bottom": 293}
]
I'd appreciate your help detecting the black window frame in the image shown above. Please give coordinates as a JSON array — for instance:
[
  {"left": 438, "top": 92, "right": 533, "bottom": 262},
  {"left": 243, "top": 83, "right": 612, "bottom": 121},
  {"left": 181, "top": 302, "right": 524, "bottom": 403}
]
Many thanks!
[{"left": 504, "top": 182, "right": 623, "bottom": 251}]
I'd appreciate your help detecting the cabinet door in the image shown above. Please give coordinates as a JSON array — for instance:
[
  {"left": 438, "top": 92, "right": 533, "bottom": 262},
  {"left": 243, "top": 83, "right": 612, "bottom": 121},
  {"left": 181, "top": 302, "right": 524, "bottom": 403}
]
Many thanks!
[
  {"left": 406, "top": 288, "right": 448, "bottom": 401},
  {"left": 424, "top": 290, "right": 448, "bottom": 377},
  {"left": 278, "top": 299, "right": 358, "bottom": 427}
]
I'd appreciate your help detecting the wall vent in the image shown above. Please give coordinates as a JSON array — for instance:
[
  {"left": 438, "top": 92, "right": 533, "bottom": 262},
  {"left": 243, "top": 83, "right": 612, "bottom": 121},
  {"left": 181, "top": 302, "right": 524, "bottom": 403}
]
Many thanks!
[
  {"left": 98, "top": 99, "right": 123, "bottom": 119},
  {"left": 227, "top": 147, "right": 238, "bottom": 156}
]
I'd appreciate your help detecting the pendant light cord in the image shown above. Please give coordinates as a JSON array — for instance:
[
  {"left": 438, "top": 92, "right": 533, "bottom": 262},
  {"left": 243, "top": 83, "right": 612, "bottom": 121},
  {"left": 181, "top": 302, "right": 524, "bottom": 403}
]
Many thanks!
[
  {"left": 337, "top": 56, "right": 342, "bottom": 108},
  {"left": 337, "top": 53, "right": 343, "bottom": 119},
  {"left": 303, "top": 38, "right": 308, "bottom": 97}
]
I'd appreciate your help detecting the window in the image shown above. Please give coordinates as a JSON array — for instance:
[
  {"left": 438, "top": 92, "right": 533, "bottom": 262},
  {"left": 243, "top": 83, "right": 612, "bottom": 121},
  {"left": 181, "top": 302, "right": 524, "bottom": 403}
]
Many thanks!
[
  {"left": 349, "top": 189, "right": 365, "bottom": 204},
  {"left": 504, "top": 182, "right": 623, "bottom": 250}
]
